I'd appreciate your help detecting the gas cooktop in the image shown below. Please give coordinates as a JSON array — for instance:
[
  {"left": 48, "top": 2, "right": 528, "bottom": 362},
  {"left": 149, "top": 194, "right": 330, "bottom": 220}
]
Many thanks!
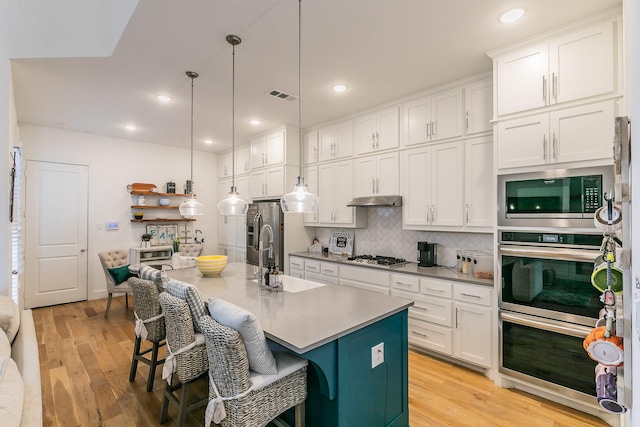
[{"left": 345, "top": 255, "right": 408, "bottom": 269}]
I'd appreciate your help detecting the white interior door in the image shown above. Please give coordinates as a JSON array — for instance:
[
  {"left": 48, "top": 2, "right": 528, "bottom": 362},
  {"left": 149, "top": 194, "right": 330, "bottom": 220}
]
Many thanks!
[{"left": 25, "top": 161, "right": 88, "bottom": 308}]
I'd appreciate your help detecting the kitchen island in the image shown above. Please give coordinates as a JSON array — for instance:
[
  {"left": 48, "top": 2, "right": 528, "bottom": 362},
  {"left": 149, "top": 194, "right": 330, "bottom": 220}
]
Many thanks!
[{"left": 167, "top": 262, "right": 413, "bottom": 427}]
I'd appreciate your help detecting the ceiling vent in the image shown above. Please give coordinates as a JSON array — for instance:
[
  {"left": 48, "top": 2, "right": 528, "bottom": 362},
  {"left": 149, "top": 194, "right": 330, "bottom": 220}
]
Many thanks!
[{"left": 265, "top": 89, "right": 297, "bottom": 102}]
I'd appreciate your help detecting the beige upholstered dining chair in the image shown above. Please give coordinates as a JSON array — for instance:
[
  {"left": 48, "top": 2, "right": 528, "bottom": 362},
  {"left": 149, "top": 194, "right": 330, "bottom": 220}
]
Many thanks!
[
  {"left": 158, "top": 291, "right": 209, "bottom": 427},
  {"left": 178, "top": 243, "right": 203, "bottom": 257},
  {"left": 199, "top": 314, "right": 308, "bottom": 427},
  {"left": 97, "top": 249, "right": 133, "bottom": 317},
  {"left": 128, "top": 277, "right": 166, "bottom": 392}
]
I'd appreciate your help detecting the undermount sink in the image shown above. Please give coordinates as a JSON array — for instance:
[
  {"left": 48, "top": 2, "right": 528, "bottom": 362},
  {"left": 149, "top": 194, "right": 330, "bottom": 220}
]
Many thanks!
[{"left": 248, "top": 275, "right": 325, "bottom": 293}]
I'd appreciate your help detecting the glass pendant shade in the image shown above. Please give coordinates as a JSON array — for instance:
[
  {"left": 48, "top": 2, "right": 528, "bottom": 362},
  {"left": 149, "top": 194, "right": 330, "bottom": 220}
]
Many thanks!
[
  {"left": 179, "top": 195, "right": 205, "bottom": 218},
  {"left": 217, "top": 187, "right": 249, "bottom": 216},
  {"left": 281, "top": 178, "right": 319, "bottom": 213}
]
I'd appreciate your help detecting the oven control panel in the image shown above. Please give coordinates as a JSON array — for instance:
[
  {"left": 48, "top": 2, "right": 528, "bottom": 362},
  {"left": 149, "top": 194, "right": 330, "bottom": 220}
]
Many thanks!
[{"left": 500, "top": 231, "right": 602, "bottom": 248}]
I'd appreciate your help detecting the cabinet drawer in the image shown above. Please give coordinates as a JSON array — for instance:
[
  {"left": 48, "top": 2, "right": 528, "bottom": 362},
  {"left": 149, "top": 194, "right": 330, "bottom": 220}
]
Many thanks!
[
  {"left": 420, "top": 277, "right": 453, "bottom": 298},
  {"left": 290, "top": 268, "right": 304, "bottom": 279},
  {"left": 306, "top": 271, "right": 338, "bottom": 286},
  {"left": 408, "top": 318, "right": 452, "bottom": 356},
  {"left": 304, "top": 260, "right": 321, "bottom": 273},
  {"left": 290, "top": 257, "right": 304, "bottom": 270},
  {"left": 320, "top": 262, "right": 339, "bottom": 277},
  {"left": 340, "top": 265, "right": 390, "bottom": 287},
  {"left": 454, "top": 283, "right": 492, "bottom": 307},
  {"left": 392, "top": 289, "right": 452, "bottom": 327},
  {"left": 391, "top": 273, "right": 420, "bottom": 292},
  {"left": 340, "top": 278, "right": 390, "bottom": 295}
]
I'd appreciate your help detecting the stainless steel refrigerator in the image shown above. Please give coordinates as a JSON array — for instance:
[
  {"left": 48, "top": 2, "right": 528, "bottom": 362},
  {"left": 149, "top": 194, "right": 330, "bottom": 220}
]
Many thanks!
[{"left": 246, "top": 200, "right": 284, "bottom": 271}]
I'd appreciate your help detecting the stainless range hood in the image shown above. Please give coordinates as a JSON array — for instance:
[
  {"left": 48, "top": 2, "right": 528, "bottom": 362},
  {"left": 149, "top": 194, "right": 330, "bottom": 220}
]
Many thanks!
[{"left": 347, "top": 195, "right": 402, "bottom": 207}]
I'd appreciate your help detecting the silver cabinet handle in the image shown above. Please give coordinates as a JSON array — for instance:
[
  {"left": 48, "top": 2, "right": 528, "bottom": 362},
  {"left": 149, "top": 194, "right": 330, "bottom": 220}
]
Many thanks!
[
  {"left": 371, "top": 133, "right": 376, "bottom": 149},
  {"left": 411, "top": 330, "right": 428, "bottom": 337},
  {"left": 396, "top": 281, "right": 413, "bottom": 286},
  {"left": 465, "top": 203, "right": 470, "bottom": 224},
  {"left": 412, "top": 306, "right": 427, "bottom": 311},
  {"left": 456, "top": 308, "right": 459, "bottom": 328},
  {"left": 375, "top": 132, "right": 379, "bottom": 149},
  {"left": 465, "top": 111, "right": 469, "bottom": 130},
  {"left": 543, "top": 134, "right": 547, "bottom": 161},
  {"left": 372, "top": 178, "right": 375, "bottom": 194},
  {"left": 431, "top": 121, "right": 436, "bottom": 138},
  {"left": 552, "top": 72, "right": 557, "bottom": 100},
  {"left": 431, "top": 205, "right": 436, "bottom": 224},
  {"left": 426, "top": 287, "right": 445, "bottom": 293},
  {"left": 552, "top": 132, "right": 557, "bottom": 160},
  {"left": 542, "top": 75, "right": 547, "bottom": 103},
  {"left": 426, "top": 206, "right": 430, "bottom": 223},
  {"left": 313, "top": 146, "right": 317, "bottom": 160},
  {"left": 426, "top": 122, "right": 430, "bottom": 138},
  {"left": 376, "top": 178, "right": 379, "bottom": 194},
  {"left": 460, "top": 292, "right": 481, "bottom": 299}
]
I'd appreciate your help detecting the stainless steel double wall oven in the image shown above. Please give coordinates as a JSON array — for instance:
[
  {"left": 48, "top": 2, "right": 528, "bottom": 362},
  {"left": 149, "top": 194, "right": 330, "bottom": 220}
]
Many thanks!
[{"left": 497, "top": 166, "right": 614, "bottom": 406}]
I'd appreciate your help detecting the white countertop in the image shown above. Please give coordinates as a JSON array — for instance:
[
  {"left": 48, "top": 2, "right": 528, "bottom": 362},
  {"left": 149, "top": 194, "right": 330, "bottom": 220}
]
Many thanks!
[{"left": 167, "top": 262, "right": 413, "bottom": 353}]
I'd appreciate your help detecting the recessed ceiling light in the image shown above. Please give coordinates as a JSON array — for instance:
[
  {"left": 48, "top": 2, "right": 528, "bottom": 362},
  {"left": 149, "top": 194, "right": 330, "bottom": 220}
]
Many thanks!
[
  {"left": 499, "top": 8, "right": 525, "bottom": 24},
  {"left": 332, "top": 84, "right": 347, "bottom": 92},
  {"left": 156, "top": 95, "right": 172, "bottom": 102},
  {"left": 125, "top": 124, "right": 137, "bottom": 131},
  {"left": 250, "top": 119, "right": 261, "bottom": 125},
  {"left": 204, "top": 139, "right": 214, "bottom": 145},
  {"left": 56, "top": 122, "right": 69, "bottom": 128}
]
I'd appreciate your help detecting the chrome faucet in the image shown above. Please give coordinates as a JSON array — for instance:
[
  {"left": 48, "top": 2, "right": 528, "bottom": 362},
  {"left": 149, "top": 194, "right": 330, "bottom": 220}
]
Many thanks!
[{"left": 254, "top": 213, "right": 274, "bottom": 285}]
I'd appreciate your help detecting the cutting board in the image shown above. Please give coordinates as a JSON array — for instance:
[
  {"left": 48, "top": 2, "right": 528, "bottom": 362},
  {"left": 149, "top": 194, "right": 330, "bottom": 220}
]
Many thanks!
[{"left": 129, "top": 183, "right": 158, "bottom": 194}]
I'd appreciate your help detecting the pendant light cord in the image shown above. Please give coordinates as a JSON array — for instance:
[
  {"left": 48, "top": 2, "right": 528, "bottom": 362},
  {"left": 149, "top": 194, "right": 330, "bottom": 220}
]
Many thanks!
[
  {"left": 232, "top": 41, "right": 236, "bottom": 190},
  {"left": 297, "top": 0, "right": 303, "bottom": 184},
  {"left": 190, "top": 76, "right": 195, "bottom": 193}
]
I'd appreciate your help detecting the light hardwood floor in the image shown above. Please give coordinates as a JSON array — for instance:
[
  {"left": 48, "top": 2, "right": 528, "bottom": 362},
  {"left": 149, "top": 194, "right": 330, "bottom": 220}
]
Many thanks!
[{"left": 34, "top": 296, "right": 610, "bottom": 427}]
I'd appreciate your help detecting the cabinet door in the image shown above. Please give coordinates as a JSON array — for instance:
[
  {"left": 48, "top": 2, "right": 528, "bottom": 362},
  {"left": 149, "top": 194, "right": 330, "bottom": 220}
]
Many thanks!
[
  {"left": 265, "top": 166, "right": 285, "bottom": 197},
  {"left": 496, "top": 43, "right": 548, "bottom": 116},
  {"left": 218, "top": 152, "right": 233, "bottom": 179},
  {"left": 401, "top": 147, "right": 431, "bottom": 226},
  {"left": 464, "top": 136, "right": 494, "bottom": 228},
  {"left": 218, "top": 245, "right": 238, "bottom": 263},
  {"left": 403, "top": 96, "right": 431, "bottom": 146},
  {"left": 354, "top": 156, "right": 377, "bottom": 197},
  {"left": 551, "top": 101, "right": 615, "bottom": 164},
  {"left": 334, "top": 161, "right": 355, "bottom": 224},
  {"left": 250, "top": 136, "right": 267, "bottom": 168},
  {"left": 355, "top": 114, "right": 377, "bottom": 154},
  {"left": 318, "top": 126, "right": 335, "bottom": 162},
  {"left": 432, "top": 142, "right": 463, "bottom": 227},
  {"left": 377, "top": 152, "right": 399, "bottom": 195},
  {"left": 304, "top": 130, "right": 318, "bottom": 164},
  {"left": 318, "top": 163, "right": 337, "bottom": 223},
  {"left": 454, "top": 302, "right": 492, "bottom": 368},
  {"left": 496, "top": 113, "right": 549, "bottom": 170},
  {"left": 235, "top": 145, "right": 251, "bottom": 175},
  {"left": 550, "top": 21, "right": 615, "bottom": 105},
  {"left": 249, "top": 170, "right": 266, "bottom": 199},
  {"left": 235, "top": 175, "right": 252, "bottom": 204},
  {"left": 464, "top": 81, "right": 493, "bottom": 135},
  {"left": 266, "top": 130, "right": 285, "bottom": 166},
  {"left": 334, "top": 120, "right": 354, "bottom": 159},
  {"left": 303, "top": 165, "right": 319, "bottom": 224},
  {"left": 431, "top": 88, "right": 463, "bottom": 141},
  {"left": 376, "top": 107, "right": 399, "bottom": 151}
]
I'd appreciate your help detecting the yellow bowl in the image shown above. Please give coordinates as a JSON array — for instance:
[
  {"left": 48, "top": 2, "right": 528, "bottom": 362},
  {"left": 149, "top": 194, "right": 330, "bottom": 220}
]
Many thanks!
[{"left": 196, "top": 255, "right": 228, "bottom": 276}]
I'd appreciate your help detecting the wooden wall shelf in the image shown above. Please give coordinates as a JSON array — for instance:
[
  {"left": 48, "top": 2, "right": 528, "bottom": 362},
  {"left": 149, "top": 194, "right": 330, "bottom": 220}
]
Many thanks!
[
  {"left": 130, "top": 191, "right": 189, "bottom": 197},
  {"left": 131, "top": 218, "right": 196, "bottom": 223},
  {"left": 131, "top": 205, "right": 178, "bottom": 209}
]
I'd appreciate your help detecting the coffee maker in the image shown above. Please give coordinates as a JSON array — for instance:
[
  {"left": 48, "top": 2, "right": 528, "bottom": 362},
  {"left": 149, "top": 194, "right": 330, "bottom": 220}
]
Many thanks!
[{"left": 417, "top": 242, "right": 437, "bottom": 267}]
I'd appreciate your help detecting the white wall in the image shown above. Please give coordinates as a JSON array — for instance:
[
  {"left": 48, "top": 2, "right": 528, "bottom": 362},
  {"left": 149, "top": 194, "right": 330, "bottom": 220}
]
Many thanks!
[{"left": 19, "top": 123, "right": 218, "bottom": 300}]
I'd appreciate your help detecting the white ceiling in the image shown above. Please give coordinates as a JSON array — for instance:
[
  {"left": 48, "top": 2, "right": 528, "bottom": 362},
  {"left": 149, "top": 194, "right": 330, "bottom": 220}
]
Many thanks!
[{"left": 10, "top": 0, "right": 622, "bottom": 153}]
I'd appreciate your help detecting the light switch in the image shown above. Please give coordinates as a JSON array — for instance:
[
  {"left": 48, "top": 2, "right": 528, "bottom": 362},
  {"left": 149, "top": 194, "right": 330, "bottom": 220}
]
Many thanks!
[{"left": 106, "top": 222, "right": 119, "bottom": 230}]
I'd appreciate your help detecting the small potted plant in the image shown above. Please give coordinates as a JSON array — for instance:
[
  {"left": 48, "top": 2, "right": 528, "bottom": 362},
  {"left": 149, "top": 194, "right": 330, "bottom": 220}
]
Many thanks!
[
  {"left": 172, "top": 237, "right": 180, "bottom": 253},
  {"left": 141, "top": 233, "right": 152, "bottom": 248}
]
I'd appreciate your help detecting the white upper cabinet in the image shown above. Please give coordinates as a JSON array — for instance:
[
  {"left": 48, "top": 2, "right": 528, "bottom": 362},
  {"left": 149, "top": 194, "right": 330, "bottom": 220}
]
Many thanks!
[
  {"left": 317, "top": 160, "right": 367, "bottom": 228},
  {"left": 356, "top": 107, "right": 399, "bottom": 154},
  {"left": 303, "top": 165, "right": 318, "bottom": 225},
  {"left": 464, "top": 136, "right": 494, "bottom": 229},
  {"left": 353, "top": 152, "right": 399, "bottom": 197},
  {"left": 235, "top": 145, "right": 251, "bottom": 176},
  {"left": 250, "top": 126, "right": 299, "bottom": 169},
  {"left": 464, "top": 80, "right": 493, "bottom": 135},
  {"left": 497, "top": 100, "right": 614, "bottom": 170},
  {"left": 218, "top": 151, "right": 233, "bottom": 179},
  {"left": 402, "top": 88, "right": 463, "bottom": 146},
  {"left": 401, "top": 141, "right": 463, "bottom": 229},
  {"left": 304, "top": 130, "right": 318, "bottom": 164},
  {"left": 494, "top": 20, "right": 617, "bottom": 116},
  {"left": 318, "top": 120, "right": 353, "bottom": 162}
]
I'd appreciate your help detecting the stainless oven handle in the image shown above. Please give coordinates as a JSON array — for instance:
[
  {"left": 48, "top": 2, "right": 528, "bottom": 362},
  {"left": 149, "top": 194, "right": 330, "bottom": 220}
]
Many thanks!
[
  {"left": 500, "top": 311, "right": 591, "bottom": 338},
  {"left": 498, "top": 245, "right": 600, "bottom": 262}
]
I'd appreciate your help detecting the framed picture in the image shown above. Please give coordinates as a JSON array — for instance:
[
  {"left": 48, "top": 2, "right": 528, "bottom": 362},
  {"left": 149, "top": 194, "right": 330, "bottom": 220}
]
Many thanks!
[{"left": 146, "top": 224, "right": 178, "bottom": 246}]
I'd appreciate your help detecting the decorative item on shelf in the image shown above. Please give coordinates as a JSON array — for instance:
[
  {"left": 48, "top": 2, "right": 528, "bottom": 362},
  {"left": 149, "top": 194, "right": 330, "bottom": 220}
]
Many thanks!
[
  {"left": 166, "top": 181, "right": 176, "bottom": 193},
  {"left": 147, "top": 224, "right": 179, "bottom": 246},
  {"left": 280, "top": 0, "right": 319, "bottom": 214},
  {"left": 173, "top": 237, "right": 180, "bottom": 253},
  {"left": 137, "top": 195, "right": 146, "bottom": 206},
  {"left": 127, "top": 183, "right": 157, "bottom": 194},
  {"left": 158, "top": 198, "right": 170, "bottom": 206},
  {"left": 218, "top": 34, "right": 249, "bottom": 216},
  {"left": 141, "top": 233, "right": 152, "bottom": 248},
  {"left": 179, "top": 71, "right": 205, "bottom": 218},
  {"left": 133, "top": 212, "right": 144, "bottom": 220}
]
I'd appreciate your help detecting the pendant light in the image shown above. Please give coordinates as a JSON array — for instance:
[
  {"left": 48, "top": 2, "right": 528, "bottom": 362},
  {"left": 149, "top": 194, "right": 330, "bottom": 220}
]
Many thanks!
[
  {"left": 281, "top": 0, "right": 319, "bottom": 213},
  {"left": 179, "top": 71, "right": 205, "bottom": 218},
  {"left": 218, "top": 35, "right": 249, "bottom": 216}
]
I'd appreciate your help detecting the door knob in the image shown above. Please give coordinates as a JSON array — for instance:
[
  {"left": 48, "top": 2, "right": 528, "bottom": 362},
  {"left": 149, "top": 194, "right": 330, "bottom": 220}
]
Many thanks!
[{"left": 80, "top": 249, "right": 86, "bottom": 252}]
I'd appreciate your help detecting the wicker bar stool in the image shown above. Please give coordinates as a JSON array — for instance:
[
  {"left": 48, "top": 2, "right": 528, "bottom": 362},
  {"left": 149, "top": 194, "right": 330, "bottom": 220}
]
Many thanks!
[
  {"left": 158, "top": 292, "right": 209, "bottom": 427},
  {"left": 128, "top": 277, "right": 166, "bottom": 392},
  {"left": 199, "top": 315, "right": 308, "bottom": 427}
]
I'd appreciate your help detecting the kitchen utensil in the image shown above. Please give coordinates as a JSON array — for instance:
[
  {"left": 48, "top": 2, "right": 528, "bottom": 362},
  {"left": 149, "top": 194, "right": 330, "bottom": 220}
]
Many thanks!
[
  {"left": 472, "top": 252, "right": 494, "bottom": 279},
  {"left": 591, "top": 262, "right": 623, "bottom": 294},
  {"left": 417, "top": 242, "right": 437, "bottom": 267},
  {"left": 158, "top": 198, "right": 170, "bottom": 206},
  {"left": 133, "top": 212, "right": 144, "bottom": 220},
  {"left": 583, "top": 326, "right": 624, "bottom": 366},
  {"left": 129, "top": 183, "right": 158, "bottom": 194},
  {"left": 166, "top": 181, "right": 176, "bottom": 193}
]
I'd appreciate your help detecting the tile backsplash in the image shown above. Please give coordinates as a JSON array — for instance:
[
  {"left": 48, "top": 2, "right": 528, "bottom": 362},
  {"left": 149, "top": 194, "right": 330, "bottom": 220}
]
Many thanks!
[{"left": 310, "top": 207, "right": 493, "bottom": 267}]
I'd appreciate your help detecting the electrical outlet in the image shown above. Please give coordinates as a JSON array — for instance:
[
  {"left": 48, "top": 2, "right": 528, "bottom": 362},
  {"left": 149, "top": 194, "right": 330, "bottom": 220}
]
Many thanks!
[{"left": 371, "top": 342, "right": 384, "bottom": 368}]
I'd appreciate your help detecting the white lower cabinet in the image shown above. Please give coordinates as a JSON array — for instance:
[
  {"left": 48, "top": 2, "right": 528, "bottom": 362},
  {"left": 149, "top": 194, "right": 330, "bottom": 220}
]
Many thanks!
[
  {"left": 339, "top": 265, "right": 390, "bottom": 295},
  {"left": 289, "top": 256, "right": 339, "bottom": 284},
  {"left": 218, "top": 245, "right": 238, "bottom": 262},
  {"left": 392, "top": 274, "right": 492, "bottom": 368}
]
